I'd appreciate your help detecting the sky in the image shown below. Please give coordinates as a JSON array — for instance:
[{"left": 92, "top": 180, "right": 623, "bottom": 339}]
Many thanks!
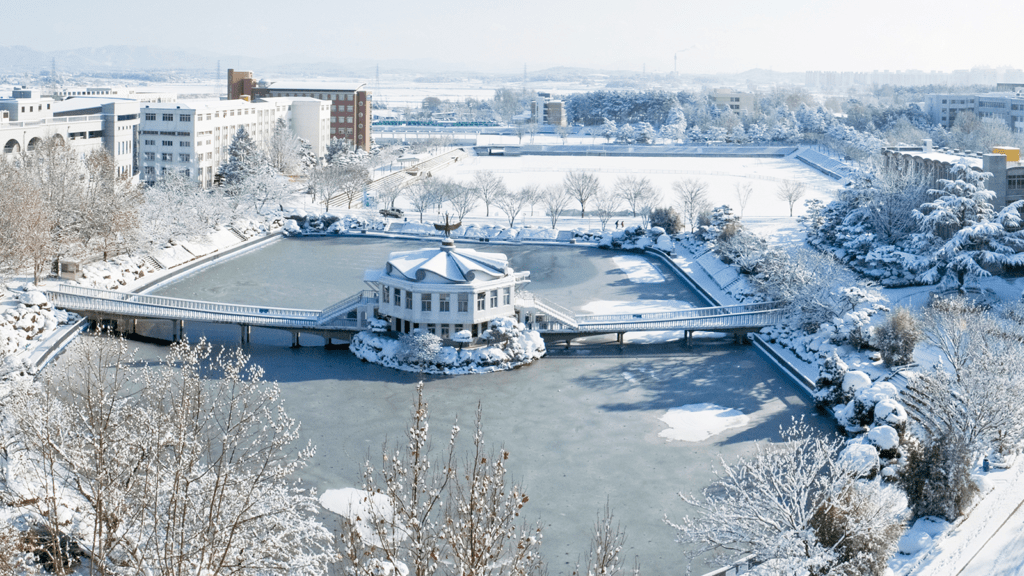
[{"left": 6, "top": 0, "right": 1021, "bottom": 74}]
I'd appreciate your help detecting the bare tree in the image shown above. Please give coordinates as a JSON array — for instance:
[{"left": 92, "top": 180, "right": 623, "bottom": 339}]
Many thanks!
[
  {"left": 447, "top": 183, "right": 479, "bottom": 222},
  {"left": 309, "top": 162, "right": 371, "bottom": 211},
  {"left": 407, "top": 180, "right": 441, "bottom": 223},
  {"left": 734, "top": 182, "right": 754, "bottom": 217},
  {"left": 590, "top": 186, "right": 621, "bottom": 231},
  {"left": 0, "top": 159, "right": 53, "bottom": 284},
  {"left": 672, "top": 179, "right": 710, "bottom": 232},
  {"left": 473, "top": 171, "right": 506, "bottom": 217},
  {"left": 775, "top": 180, "right": 807, "bottom": 217},
  {"left": 572, "top": 501, "right": 637, "bottom": 576},
  {"left": 614, "top": 176, "right": 659, "bottom": 220},
  {"left": 80, "top": 150, "right": 142, "bottom": 260},
  {"left": 564, "top": 170, "right": 601, "bottom": 218},
  {"left": 494, "top": 185, "right": 538, "bottom": 228},
  {"left": 375, "top": 179, "right": 406, "bottom": 211},
  {"left": 265, "top": 118, "right": 304, "bottom": 174},
  {"left": 442, "top": 407, "right": 543, "bottom": 576},
  {"left": 540, "top": 185, "right": 573, "bottom": 229}
]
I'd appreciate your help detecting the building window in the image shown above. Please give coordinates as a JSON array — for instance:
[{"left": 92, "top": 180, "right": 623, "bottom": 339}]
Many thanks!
[
  {"left": 144, "top": 152, "right": 155, "bottom": 160},
  {"left": 179, "top": 154, "right": 190, "bottom": 162},
  {"left": 439, "top": 293, "right": 450, "bottom": 312},
  {"left": 421, "top": 293, "right": 432, "bottom": 312},
  {"left": 180, "top": 114, "right": 192, "bottom": 122},
  {"left": 489, "top": 290, "right": 498, "bottom": 308},
  {"left": 426, "top": 323, "right": 436, "bottom": 334},
  {"left": 458, "top": 293, "right": 469, "bottom": 312},
  {"left": 503, "top": 287, "right": 511, "bottom": 305},
  {"left": 145, "top": 113, "right": 156, "bottom": 121},
  {"left": 406, "top": 290, "right": 413, "bottom": 309},
  {"left": 394, "top": 288, "right": 401, "bottom": 307},
  {"left": 477, "top": 293, "right": 486, "bottom": 311},
  {"left": 441, "top": 325, "right": 449, "bottom": 339},
  {"left": 162, "top": 114, "right": 174, "bottom": 121},
  {"left": 382, "top": 286, "right": 389, "bottom": 304},
  {"left": 144, "top": 139, "right": 155, "bottom": 146},
  {"left": 161, "top": 153, "right": 173, "bottom": 161},
  {"left": 162, "top": 140, "right": 173, "bottom": 146},
  {"left": 179, "top": 141, "right": 190, "bottom": 147},
  {"left": 144, "top": 166, "right": 154, "bottom": 175}
]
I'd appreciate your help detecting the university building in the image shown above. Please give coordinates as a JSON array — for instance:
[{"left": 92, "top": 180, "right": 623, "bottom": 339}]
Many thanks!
[
  {"left": 227, "top": 69, "right": 372, "bottom": 151},
  {"left": 137, "top": 97, "right": 330, "bottom": 187},
  {"left": 883, "top": 139, "right": 1024, "bottom": 209},
  {"left": 1, "top": 88, "right": 140, "bottom": 179}
]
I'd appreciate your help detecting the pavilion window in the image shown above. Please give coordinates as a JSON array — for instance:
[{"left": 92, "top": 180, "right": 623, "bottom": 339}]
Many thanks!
[
  {"left": 421, "top": 293, "right": 432, "bottom": 312},
  {"left": 503, "top": 287, "right": 511, "bottom": 305},
  {"left": 394, "top": 288, "right": 401, "bottom": 307},
  {"left": 477, "top": 293, "right": 486, "bottom": 311},
  {"left": 458, "top": 294, "right": 469, "bottom": 312},
  {"left": 406, "top": 290, "right": 413, "bottom": 309},
  {"left": 439, "top": 293, "right": 450, "bottom": 312},
  {"left": 490, "top": 290, "right": 498, "bottom": 308}
]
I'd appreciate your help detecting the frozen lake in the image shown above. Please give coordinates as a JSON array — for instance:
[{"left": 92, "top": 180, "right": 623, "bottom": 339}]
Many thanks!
[{"left": 89, "top": 237, "right": 833, "bottom": 574}]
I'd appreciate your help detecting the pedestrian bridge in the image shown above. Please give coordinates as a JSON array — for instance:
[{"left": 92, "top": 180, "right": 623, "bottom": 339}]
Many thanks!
[{"left": 45, "top": 285, "right": 785, "bottom": 347}]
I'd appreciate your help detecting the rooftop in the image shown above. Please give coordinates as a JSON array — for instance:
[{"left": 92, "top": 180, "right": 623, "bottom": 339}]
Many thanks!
[{"left": 384, "top": 239, "right": 511, "bottom": 284}]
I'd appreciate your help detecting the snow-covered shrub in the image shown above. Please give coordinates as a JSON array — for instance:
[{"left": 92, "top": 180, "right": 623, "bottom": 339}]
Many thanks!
[
  {"left": 867, "top": 425, "right": 901, "bottom": 460},
  {"left": 648, "top": 207, "right": 682, "bottom": 235},
  {"left": 874, "top": 306, "right": 921, "bottom": 367},
  {"left": 696, "top": 205, "right": 740, "bottom": 243},
  {"left": 813, "top": 351, "right": 848, "bottom": 409},
  {"left": 809, "top": 479, "right": 907, "bottom": 576},
  {"left": 899, "top": 433, "right": 978, "bottom": 521},
  {"left": 398, "top": 331, "right": 442, "bottom": 369},
  {"left": 873, "top": 398, "right": 908, "bottom": 436},
  {"left": 350, "top": 326, "right": 545, "bottom": 375},
  {"left": 838, "top": 442, "right": 880, "bottom": 479}
]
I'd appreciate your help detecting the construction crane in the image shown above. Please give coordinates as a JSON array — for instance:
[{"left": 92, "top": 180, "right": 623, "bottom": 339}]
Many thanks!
[{"left": 674, "top": 46, "right": 697, "bottom": 75}]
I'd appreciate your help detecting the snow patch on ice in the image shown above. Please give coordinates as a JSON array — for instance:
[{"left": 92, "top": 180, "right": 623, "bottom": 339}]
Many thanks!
[
  {"left": 612, "top": 255, "right": 665, "bottom": 283},
  {"left": 658, "top": 403, "right": 749, "bottom": 442}
]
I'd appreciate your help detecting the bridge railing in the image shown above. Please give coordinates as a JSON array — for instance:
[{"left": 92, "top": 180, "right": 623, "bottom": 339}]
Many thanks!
[
  {"left": 318, "top": 290, "right": 377, "bottom": 324},
  {"left": 573, "top": 310, "right": 784, "bottom": 333},
  {"left": 516, "top": 291, "right": 578, "bottom": 328},
  {"left": 576, "top": 301, "right": 784, "bottom": 324},
  {"left": 48, "top": 285, "right": 322, "bottom": 320}
]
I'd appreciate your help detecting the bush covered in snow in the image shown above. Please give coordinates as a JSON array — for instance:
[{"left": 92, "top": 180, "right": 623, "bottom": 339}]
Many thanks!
[
  {"left": 899, "top": 433, "right": 978, "bottom": 521},
  {"left": 874, "top": 306, "right": 921, "bottom": 367},
  {"left": 0, "top": 292, "right": 70, "bottom": 375},
  {"left": 350, "top": 319, "right": 546, "bottom": 374}
]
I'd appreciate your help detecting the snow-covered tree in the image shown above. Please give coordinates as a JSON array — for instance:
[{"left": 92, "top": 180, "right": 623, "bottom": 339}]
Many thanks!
[
  {"left": 138, "top": 172, "right": 228, "bottom": 246},
  {"left": 734, "top": 182, "right": 754, "bottom": 218},
  {"left": 601, "top": 119, "right": 617, "bottom": 143},
  {"left": 325, "top": 137, "right": 353, "bottom": 165},
  {"left": 446, "top": 182, "right": 478, "bottom": 222},
  {"left": 5, "top": 335, "right": 333, "bottom": 575},
  {"left": 400, "top": 330, "right": 442, "bottom": 370},
  {"left": 266, "top": 118, "right": 304, "bottom": 174},
  {"left": 669, "top": 420, "right": 905, "bottom": 574},
  {"left": 916, "top": 161, "right": 1024, "bottom": 286},
  {"left": 218, "top": 127, "right": 266, "bottom": 187}
]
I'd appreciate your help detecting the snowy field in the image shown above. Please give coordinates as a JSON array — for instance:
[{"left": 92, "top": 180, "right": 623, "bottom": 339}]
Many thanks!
[{"left": 427, "top": 154, "right": 841, "bottom": 220}]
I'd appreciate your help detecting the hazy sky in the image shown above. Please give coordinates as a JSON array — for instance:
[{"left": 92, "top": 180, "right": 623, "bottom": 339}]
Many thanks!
[{"left": 8, "top": 0, "right": 1020, "bottom": 74}]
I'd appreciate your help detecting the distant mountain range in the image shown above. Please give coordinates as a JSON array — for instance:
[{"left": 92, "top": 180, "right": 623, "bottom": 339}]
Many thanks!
[{"left": 0, "top": 45, "right": 807, "bottom": 85}]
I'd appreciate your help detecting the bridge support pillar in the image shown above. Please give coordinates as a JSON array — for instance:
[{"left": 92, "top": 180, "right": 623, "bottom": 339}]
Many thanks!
[
  {"left": 240, "top": 325, "right": 250, "bottom": 345},
  {"left": 685, "top": 331, "right": 692, "bottom": 347},
  {"left": 292, "top": 332, "right": 301, "bottom": 348},
  {"left": 172, "top": 320, "right": 184, "bottom": 342},
  {"left": 617, "top": 332, "right": 623, "bottom": 344},
  {"left": 131, "top": 319, "right": 137, "bottom": 335},
  {"left": 564, "top": 338, "right": 572, "bottom": 349}
]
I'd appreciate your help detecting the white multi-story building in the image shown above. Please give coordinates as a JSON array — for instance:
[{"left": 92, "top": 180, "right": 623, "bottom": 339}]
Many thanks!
[
  {"left": 138, "top": 97, "right": 329, "bottom": 187},
  {"left": 1, "top": 89, "right": 140, "bottom": 178}
]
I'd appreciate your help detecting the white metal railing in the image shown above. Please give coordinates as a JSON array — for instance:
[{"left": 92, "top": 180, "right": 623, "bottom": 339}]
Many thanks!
[
  {"left": 575, "top": 301, "right": 783, "bottom": 324},
  {"left": 46, "top": 285, "right": 365, "bottom": 330},
  {"left": 318, "top": 290, "right": 377, "bottom": 324},
  {"left": 516, "top": 291, "right": 578, "bottom": 328}
]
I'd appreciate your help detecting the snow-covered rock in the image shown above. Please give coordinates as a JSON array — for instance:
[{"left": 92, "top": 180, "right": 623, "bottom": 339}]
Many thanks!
[{"left": 19, "top": 291, "right": 48, "bottom": 306}]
